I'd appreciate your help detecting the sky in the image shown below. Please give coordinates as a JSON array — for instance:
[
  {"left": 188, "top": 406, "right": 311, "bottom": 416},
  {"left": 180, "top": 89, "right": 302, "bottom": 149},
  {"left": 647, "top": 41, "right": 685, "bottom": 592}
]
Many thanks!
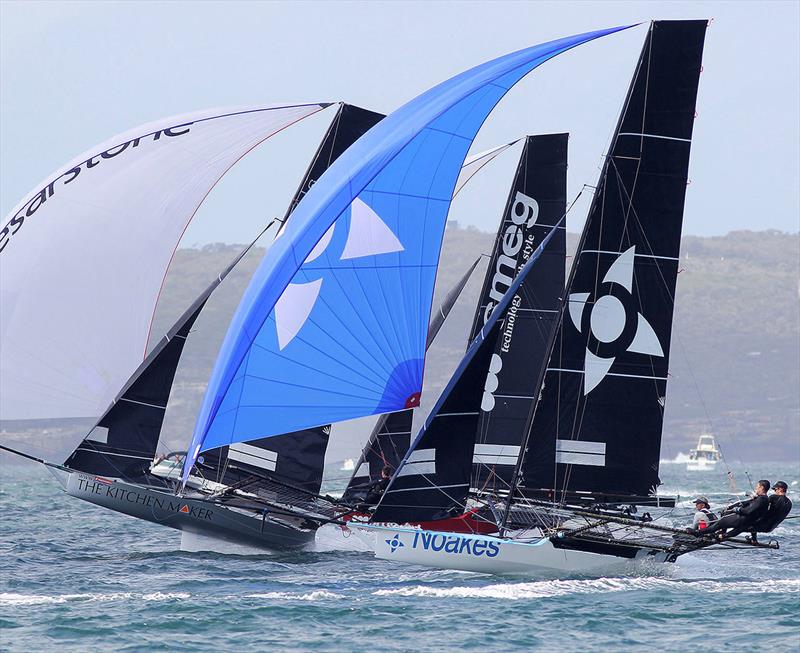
[{"left": 1, "top": 0, "right": 799, "bottom": 246}]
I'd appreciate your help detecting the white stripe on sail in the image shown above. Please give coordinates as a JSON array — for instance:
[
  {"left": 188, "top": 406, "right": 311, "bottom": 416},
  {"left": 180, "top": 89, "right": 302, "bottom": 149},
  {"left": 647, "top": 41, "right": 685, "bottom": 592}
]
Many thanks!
[
  {"left": 473, "top": 444, "right": 520, "bottom": 465},
  {"left": 555, "top": 439, "right": 605, "bottom": 467},
  {"left": 396, "top": 449, "right": 436, "bottom": 477},
  {"left": 228, "top": 443, "right": 278, "bottom": 471}
]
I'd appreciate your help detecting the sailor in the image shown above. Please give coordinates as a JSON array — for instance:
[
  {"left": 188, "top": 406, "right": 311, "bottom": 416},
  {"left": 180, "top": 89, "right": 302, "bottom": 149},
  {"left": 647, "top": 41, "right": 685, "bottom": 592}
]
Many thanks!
[
  {"left": 689, "top": 496, "right": 717, "bottom": 532},
  {"left": 747, "top": 480, "right": 793, "bottom": 544},
  {"left": 363, "top": 465, "right": 393, "bottom": 505},
  {"left": 698, "top": 479, "right": 771, "bottom": 540}
]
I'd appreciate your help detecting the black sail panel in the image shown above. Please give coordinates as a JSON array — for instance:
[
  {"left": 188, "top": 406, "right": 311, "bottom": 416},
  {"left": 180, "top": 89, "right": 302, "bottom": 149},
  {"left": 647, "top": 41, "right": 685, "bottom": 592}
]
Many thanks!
[
  {"left": 518, "top": 20, "right": 707, "bottom": 500},
  {"left": 470, "top": 134, "right": 567, "bottom": 493},
  {"left": 372, "top": 321, "right": 502, "bottom": 522},
  {"left": 65, "top": 104, "right": 385, "bottom": 485},
  {"left": 284, "top": 104, "right": 385, "bottom": 219},
  {"left": 341, "top": 409, "right": 414, "bottom": 501},
  {"left": 65, "top": 302, "right": 205, "bottom": 480},
  {"left": 199, "top": 426, "right": 330, "bottom": 495}
]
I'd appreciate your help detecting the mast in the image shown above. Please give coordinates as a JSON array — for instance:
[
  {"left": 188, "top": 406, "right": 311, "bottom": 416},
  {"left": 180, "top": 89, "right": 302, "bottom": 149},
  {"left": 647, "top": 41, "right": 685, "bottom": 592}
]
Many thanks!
[{"left": 503, "top": 20, "right": 708, "bottom": 523}]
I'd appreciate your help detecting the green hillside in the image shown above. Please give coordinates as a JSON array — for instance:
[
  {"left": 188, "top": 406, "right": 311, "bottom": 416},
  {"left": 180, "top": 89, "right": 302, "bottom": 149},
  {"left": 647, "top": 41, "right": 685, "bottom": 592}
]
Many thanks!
[{"left": 148, "top": 227, "right": 799, "bottom": 463}]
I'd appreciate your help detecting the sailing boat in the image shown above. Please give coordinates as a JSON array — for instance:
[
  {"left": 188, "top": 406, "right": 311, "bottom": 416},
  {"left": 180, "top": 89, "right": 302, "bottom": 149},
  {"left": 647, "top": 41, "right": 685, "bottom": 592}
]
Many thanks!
[
  {"left": 1, "top": 26, "right": 629, "bottom": 551},
  {"left": 362, "top": 20, "right": 778, "bottom": 574}
]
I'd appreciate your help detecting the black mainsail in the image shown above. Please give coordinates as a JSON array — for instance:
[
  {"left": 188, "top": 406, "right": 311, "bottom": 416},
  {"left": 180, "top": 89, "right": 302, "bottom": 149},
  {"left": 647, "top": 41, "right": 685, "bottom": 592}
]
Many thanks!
[
  {"left": 371, "top": 135, "right": 568, "bottom": 523},
  {"left": 470, "top": 134, "right": 567, "bottom": 494},
  {"left": 512, "top": 20, "right": 707, "bottom": 504},
  {"left": 65, "top": 104, "right": 385, "bottom": 490}
]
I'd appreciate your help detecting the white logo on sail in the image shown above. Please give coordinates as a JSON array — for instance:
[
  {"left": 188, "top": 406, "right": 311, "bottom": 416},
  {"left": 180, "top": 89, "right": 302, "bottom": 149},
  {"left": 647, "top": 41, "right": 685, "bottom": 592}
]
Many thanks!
[
  {"left": 274, "top": 197, "right": 404, "bottom": 350},
  {"left": 568, "top": 246, "right": 664, "bottom": 394},
  {"left": 481, "top": 354, "right": 503, "bottom": 412}
]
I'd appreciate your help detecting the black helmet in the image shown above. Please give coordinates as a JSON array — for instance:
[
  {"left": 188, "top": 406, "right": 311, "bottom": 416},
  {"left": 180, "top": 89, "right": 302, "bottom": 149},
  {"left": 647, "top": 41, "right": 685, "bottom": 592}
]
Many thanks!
[{"left": 773, "top": 481, "right": 788, "bottom": 491}]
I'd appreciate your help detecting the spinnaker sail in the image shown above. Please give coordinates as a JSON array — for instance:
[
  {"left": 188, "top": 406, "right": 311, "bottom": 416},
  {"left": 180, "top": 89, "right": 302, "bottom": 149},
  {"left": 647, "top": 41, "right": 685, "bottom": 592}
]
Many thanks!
[
  {"left": 186, "top": 26, "right": 632, "bottom": 479},
  {"left": 0, "top": 102, "right": 329, "bottom": 461},
  {"left": 63, "top": 104, "right": 384, "bottom": 486}
]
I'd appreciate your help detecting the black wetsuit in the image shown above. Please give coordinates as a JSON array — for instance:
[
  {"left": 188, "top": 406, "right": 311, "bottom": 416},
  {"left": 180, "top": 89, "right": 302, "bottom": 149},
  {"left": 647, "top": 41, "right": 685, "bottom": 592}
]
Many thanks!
[
  {"left": 749, "top": 494, "right": 793, "bottom": 536},
  {"left": 702, "top": 494, "right": 769, "bottom": 539},
  {"left": 363, "top": 476, "right": 389, "bottom": 505}
]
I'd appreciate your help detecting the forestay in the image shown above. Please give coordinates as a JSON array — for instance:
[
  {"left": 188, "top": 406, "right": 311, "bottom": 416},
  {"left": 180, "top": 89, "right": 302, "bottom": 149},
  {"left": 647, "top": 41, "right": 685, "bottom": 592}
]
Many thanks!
[
  {"left": 0, "top": 103, "right": 328, "bottom": 441},
  {"left": 186, "top": 26, "right": 631, "bottom": 478}
]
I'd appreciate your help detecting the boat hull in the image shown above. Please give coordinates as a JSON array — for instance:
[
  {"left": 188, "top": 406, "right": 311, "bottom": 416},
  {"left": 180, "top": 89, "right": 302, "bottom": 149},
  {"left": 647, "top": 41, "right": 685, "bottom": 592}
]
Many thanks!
[
  {"left": 367, "top": 525, "right": 674, "bottom": 575},
  {"left": 65, "top": 471, "right": 315, "bottom": 551}
]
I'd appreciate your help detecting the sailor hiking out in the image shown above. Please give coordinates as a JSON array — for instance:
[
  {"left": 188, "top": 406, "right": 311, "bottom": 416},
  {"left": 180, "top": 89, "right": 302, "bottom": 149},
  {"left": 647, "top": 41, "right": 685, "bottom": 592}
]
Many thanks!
[
  {"left": 747, "top": 480, "right": 793, "bottom": 544},
  {"left": 698, "top": 480, "right": 771, "bottom": 540}
]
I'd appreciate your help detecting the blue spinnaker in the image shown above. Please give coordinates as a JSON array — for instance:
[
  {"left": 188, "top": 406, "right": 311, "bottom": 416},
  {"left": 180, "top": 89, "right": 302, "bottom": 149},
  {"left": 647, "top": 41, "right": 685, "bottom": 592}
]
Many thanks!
[{"left": 184, "top": 25, "right": 632, "bottom": 480}]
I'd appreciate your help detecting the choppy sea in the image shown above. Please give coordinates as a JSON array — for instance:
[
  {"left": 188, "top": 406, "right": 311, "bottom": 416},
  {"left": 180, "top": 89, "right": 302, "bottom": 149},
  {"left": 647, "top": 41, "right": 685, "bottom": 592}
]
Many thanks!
[{"left": 1, "top": 461, "right": 798, "bottom": 652}]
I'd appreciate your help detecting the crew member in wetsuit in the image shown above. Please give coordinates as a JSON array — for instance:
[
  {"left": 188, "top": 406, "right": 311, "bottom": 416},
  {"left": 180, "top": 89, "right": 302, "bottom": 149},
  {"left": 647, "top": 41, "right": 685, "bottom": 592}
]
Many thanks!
[
  {"left": 689, "top": 496, "right": 717, "bottom": 532},
  {"left": 699, "top": 479, "right": 770, "bottom": 539},
  {"left": 363, "top": 465, "right": 392, "bottom": 505},
  {"left": 747, "top": 480, "right": 793, "bottom": 544}
]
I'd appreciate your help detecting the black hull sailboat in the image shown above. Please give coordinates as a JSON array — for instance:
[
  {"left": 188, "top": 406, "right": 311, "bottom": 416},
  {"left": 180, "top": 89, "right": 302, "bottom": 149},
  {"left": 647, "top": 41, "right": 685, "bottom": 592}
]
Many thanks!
[{"left": 37, "top": 104, "right": 386, "bottom": 550}]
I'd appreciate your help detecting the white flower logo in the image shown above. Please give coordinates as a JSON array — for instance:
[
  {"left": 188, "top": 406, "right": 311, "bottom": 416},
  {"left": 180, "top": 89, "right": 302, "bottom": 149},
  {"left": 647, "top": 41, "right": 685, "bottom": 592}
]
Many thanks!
[{"left": 568, "top": 246, "right": 664, "bottom": 394}]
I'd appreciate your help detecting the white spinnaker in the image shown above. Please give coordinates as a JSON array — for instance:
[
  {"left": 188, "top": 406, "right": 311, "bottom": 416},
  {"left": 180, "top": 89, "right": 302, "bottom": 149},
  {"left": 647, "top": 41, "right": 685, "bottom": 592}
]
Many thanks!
[
  {"left": 452, "top": 139, "right": 520, "bottom": 198},
  {"left": 0, "top": 103, "right": 327, "bottom": 439}
]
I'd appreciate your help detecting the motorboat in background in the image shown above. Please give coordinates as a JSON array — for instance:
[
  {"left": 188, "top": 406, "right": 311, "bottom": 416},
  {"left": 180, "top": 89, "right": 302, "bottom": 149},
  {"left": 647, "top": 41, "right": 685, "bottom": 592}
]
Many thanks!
[{"left": 687, "top": 434, "right": 723, "bottom": 471}]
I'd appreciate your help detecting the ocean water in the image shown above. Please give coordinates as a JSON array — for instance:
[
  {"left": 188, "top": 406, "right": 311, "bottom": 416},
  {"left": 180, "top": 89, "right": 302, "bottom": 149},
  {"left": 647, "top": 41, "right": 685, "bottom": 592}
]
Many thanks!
[{"left": 1, "top": 461, "right": 798, "bottom": 652}]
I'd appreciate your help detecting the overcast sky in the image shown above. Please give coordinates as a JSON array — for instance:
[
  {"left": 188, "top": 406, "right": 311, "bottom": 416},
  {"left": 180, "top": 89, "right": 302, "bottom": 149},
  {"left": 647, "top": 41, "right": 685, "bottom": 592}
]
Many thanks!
[{"left": 2, "top": 0, "right": 798, "bottom": 245}]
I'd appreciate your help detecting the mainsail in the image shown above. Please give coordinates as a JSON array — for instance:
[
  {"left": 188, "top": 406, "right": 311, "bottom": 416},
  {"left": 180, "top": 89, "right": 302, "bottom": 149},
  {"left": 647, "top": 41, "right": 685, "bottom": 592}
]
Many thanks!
[
  {"left": 469, "top": 134, "right": 568, "bottom": 493},
  {"left": 0, "top": 102, "right": 328, "bottom": 461},
  {"left": 513, "top": 20, "right": 707, "bottom": 503},
  {"left": 64, "top": 104, "right": 384, "bottom": 488},
  {"left": 185, "top": 26, "right": 631, "bottom": 479}
]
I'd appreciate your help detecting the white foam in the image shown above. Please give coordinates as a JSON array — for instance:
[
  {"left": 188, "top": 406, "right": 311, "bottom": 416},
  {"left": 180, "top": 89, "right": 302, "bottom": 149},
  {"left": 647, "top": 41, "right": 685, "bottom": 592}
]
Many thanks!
[
  {"left": 0, "top": 591, "right": 187, "bottom": 606},
  {"left": 0, "top": 592, "right": 69, "bottom": 606},
  {"left": 141, "top": 592, "right": 190, "bottom": 601},
  {"left": 312, "top": 524, "right": 374, "bottom": 552},
  {"left": 373, "top": 577, "right": 800, "bottom": 600},
  {"left": 244, "top": 590, "right": 344, "bottom": 601}
]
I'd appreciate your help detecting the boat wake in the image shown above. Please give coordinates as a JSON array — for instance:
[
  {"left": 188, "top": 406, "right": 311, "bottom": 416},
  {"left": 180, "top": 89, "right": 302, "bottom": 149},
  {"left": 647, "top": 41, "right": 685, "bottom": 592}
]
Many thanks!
[{"left": 373, "top": 577, "right": 800, "bottom": 600}]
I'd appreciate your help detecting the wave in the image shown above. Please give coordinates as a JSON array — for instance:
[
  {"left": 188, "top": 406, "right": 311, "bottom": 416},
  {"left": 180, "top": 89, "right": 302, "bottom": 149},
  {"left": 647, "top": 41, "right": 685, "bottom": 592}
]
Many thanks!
[
  {"left": 244, "top": 590, "right": 344, "bottom": 601},
  {"left": 373, "top": 577, "right": 800, "bottom": 600},
  {"left": 0, "top": 591, "right": 187, "bottom": 606}
]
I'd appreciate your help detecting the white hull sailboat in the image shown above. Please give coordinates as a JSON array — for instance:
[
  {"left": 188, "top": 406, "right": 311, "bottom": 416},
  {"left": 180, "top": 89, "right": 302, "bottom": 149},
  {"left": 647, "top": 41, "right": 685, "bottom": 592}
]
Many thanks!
[{"left": 365, "top": 524, "right": 674, "bottom": 575}]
